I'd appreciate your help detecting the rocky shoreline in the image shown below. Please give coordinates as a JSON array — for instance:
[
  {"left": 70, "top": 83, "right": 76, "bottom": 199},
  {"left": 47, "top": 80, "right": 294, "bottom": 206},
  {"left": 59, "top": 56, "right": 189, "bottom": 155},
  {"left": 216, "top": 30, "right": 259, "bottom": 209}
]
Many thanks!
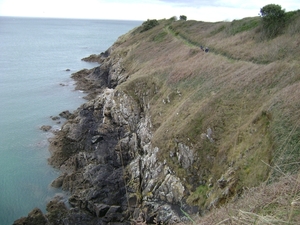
[
  {"left": 12, "top": 14, "right": 300, "bottom": 224},
  {"left": 13, "top": 46, "right": 192, "bottom": 225}
]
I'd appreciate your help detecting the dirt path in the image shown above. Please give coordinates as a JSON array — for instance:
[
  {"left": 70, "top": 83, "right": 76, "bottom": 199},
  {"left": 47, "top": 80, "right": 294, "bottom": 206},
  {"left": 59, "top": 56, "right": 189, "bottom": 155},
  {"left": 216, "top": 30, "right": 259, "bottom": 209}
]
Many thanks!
[
  {"left": 165, "top": 25, "right": 212, "bottom": 54},
  {"left": 165, "top": 25, "right": 264, "bottom": 64}
]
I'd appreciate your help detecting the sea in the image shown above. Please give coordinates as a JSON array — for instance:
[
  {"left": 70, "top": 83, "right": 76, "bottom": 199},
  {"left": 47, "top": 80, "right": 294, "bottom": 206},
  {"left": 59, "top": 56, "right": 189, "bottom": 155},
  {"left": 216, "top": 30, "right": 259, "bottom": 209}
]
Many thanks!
[{"left": 0, "top": 16, "right": 141, "bottom": 225}]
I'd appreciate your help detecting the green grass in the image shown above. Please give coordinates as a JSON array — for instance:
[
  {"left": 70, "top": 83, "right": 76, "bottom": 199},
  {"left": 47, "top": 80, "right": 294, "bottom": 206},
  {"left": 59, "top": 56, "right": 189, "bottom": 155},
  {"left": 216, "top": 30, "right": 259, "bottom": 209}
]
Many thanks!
[
  {"left": 227, "top": 17, "right": 260, "bottom": 35},
  {"left": 187, "top": 185, "right": 210, "bottom": 207}
]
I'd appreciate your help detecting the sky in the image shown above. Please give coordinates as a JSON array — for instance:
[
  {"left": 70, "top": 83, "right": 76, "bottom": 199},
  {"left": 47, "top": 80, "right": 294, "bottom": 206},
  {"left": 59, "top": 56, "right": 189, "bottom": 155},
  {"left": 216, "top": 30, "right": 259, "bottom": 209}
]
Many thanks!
[{"left": 0, "top": 0, "right": 299, "bottom": 22}]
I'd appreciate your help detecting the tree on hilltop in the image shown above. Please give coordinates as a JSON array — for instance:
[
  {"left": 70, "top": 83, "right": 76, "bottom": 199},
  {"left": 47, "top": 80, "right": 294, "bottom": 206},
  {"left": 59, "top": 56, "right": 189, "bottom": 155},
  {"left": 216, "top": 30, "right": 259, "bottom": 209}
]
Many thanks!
[
  {"left": 259, "top": 4, "right": 286, "bottom": 38},
  {"left": 180, "top": 15, "right": 187, "bottom": 21},
  {"left": 140, "top": 19, "right": 159, "bottom": 32}
]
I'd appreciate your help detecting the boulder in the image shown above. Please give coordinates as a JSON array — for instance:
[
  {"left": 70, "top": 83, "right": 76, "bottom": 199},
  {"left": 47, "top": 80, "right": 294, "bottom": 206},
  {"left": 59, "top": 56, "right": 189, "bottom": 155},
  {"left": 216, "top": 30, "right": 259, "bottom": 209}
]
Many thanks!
[
  {"left": 13, "top": 208, "right": 47, "bottom": 225},
  {"left": 40, "top": 125, "right": 52, "bottom": 132},
  {"left": 59, "top": 110, "right": 73, "bottom": 119},
  {"left": 50, "top": 116, "right": 60, "bottom": 121},
  {"left": 50, "top": 173, "right": 66, "bottom": 188}
]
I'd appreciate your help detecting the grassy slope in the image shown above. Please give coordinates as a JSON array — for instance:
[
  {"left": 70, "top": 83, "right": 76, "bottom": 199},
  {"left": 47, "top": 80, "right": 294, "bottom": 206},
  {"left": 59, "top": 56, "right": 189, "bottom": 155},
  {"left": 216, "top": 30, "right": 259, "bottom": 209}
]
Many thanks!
[{"left": 108, "top": 12, "right": 300, "bottom": 223}]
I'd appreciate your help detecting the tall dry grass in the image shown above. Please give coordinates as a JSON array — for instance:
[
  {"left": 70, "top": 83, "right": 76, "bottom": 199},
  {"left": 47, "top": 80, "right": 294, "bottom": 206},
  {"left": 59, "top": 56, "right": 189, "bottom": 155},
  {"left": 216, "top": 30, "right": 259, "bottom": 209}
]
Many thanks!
[
  {"left": 195, "top": 173, "right": 300, "bottom": 225},
  {"left": 111, "top": 14, "right": 300, "bottom": 224}
]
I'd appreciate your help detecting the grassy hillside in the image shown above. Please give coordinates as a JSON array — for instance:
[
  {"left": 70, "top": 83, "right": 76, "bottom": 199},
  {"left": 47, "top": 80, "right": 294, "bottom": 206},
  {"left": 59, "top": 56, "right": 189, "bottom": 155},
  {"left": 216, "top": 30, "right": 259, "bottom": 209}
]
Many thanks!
[{"left": 106, "top": 11, "right": 300, "bottom": 223}]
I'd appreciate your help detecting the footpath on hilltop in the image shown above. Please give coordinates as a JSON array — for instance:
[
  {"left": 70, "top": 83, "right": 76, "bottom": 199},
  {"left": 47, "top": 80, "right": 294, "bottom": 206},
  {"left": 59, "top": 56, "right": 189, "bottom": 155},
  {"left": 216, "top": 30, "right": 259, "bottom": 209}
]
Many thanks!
[{"left": 14, "top": 7, "right": 300, "bottom": 225}]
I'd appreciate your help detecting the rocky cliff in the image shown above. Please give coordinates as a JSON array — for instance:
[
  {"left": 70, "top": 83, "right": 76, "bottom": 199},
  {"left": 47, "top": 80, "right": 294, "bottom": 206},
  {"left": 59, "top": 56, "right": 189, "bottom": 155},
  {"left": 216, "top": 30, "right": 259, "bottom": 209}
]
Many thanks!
[
  {"left": 14, "top": 47, "right": 192, "bottom": 224},
  {"left": 14, "top": 14, "right": 300, "bottom": 224}
]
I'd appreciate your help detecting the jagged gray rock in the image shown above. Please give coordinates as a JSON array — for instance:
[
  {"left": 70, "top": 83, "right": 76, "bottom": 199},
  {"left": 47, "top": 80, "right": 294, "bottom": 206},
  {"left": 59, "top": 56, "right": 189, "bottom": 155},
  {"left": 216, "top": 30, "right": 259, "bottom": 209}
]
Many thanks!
[
  {"left": 15, "top": 42, "right": 194, "bottom": 225},
  {"left": 40, "top": 125, "right": 52, "bottom": 132}
]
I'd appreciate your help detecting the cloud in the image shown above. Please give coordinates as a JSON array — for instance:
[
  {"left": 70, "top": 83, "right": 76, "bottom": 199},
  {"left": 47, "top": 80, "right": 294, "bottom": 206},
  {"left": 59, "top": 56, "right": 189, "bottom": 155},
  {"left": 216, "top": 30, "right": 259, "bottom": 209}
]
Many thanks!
[
  {"left": 158, "top": 0, "right": 299, "bottom": 21},
  {"left": 159, "top": 0, "right": 210, "bottom": 6},
  {"left": 0, "top": 0, "right": 298, "bottom": 21},
  {"left": 159, "top": 0, "right": 299, "bottom": 11}
]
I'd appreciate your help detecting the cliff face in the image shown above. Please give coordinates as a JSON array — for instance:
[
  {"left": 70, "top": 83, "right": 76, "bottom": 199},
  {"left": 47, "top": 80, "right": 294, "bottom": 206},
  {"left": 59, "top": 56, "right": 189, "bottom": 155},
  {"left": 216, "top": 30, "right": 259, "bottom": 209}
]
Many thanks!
[
  {"left": 14, "top": 47, "right": 188, "bottom": 225},
  {"left": 15, "top": 14, "right": 300, "bottom": 224},
  {"left": 46, "top": 49, "right": 189, "bottom": 224}
]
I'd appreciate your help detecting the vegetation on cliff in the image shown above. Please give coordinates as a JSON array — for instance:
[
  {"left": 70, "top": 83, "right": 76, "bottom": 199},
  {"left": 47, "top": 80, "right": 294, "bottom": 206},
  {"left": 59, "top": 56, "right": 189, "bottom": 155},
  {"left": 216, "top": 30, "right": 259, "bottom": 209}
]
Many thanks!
[{"left": 107, "top": 8, "right": 300, "bottom": 223}]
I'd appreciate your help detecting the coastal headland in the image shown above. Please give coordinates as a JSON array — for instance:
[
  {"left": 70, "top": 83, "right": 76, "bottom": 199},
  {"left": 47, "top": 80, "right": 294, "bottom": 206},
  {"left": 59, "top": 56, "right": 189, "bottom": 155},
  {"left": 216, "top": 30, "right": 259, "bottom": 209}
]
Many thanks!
[{"left": 14, "top": 12, "right": 300, "bottom": 224}]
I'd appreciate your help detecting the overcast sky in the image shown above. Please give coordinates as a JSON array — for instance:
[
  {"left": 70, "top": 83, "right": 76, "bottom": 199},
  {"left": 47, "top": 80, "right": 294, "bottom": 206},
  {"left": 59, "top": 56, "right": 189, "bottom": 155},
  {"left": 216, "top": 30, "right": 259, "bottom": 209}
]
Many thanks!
[{"left": 0, "top": 0, "right": 298, "bottom": 22}]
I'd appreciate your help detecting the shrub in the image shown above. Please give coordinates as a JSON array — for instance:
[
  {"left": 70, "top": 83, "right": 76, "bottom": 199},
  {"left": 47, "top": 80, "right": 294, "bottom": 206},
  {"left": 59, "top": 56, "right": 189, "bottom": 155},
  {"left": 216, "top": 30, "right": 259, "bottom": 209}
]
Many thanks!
[
  {"left": 180, "top": 15, "right": 187, "bottom": 21},
  {"left": 140, "top": 19, "right": 159, "bottom": 32},
  {"left": 260, "top": 4, "right": 285, "bottom": 22},
  {"left": 259, "top": 4, "right": 286, "bottom": 38}
]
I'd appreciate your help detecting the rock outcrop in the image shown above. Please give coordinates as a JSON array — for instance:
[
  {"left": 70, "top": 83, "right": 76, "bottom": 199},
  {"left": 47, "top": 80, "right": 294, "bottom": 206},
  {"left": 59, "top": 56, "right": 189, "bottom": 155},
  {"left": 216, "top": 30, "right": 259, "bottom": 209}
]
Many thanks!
[
  {"left": 46, "top": 86, "right": 188, "bottom": 223},
  {"left": 40, "top": 125, "right": 52, "bottom": 132},
  {"left": 13, "top": 208, "right": 47, "bottom": 225},
  {"left": 15, "top": 48, "right": 192, "bottom": 224}
]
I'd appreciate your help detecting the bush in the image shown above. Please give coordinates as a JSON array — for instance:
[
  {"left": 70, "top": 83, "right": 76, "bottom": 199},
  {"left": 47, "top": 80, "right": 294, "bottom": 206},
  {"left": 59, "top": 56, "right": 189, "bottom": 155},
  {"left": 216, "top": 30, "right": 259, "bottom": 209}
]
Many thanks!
[
  {"left": 260, "top": 4, "right": 285, "bottom": 22},
  {"left": 140, "top": 19, "right": 159, "bottom": 32},
  {"left": 259, "top": 4, "right": 286, "bottom": 38},
  {"left": 180, "top": 15, "right": 187, "bottom": 21}
]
